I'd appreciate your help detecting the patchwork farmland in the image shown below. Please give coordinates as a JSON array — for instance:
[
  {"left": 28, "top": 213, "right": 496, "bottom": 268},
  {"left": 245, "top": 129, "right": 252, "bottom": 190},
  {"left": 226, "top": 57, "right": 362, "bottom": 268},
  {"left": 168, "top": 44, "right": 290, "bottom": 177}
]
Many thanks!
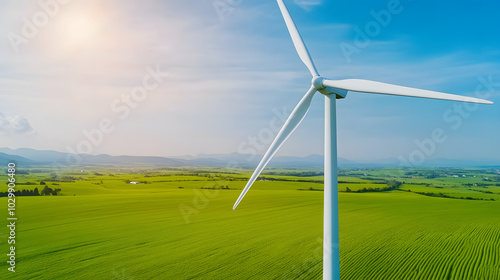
[{"left": 1, "top": 166, "right": 499, "bottom": 279}]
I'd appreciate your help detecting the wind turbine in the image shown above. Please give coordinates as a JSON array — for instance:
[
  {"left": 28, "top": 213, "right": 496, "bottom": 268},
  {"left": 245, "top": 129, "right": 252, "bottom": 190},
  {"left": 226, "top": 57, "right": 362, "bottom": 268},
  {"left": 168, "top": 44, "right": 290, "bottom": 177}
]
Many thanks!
[{"left": 232, "top": 1, "right": 494, "bottom": 279}]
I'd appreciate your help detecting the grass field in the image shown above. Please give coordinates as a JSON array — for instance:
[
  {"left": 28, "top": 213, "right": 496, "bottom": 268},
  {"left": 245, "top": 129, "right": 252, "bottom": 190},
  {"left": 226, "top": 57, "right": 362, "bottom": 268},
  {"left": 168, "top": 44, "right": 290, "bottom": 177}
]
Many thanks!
[{"left": 1, "top": 166, "right": 500, "bottom": 279}]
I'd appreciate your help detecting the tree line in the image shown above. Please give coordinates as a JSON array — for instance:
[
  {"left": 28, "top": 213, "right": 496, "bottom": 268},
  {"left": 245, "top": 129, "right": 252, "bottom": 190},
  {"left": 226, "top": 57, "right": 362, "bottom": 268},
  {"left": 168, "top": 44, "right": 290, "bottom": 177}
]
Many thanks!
[
  {"left": 0, "top": 186, "right": 61, "bottom": 197},
  {"left": 343, "top": 180, "right": 403, "bottom": 193}
]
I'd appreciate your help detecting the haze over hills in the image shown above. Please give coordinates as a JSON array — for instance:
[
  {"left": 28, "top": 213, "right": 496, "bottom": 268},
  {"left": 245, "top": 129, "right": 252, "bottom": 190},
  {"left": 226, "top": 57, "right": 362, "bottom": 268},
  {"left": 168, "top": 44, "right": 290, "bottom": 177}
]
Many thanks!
[
  {"left": 0, "top": 152, "right": 37, "bottom": 166},
  {"left": 0, "top": 148, "right": 498, "bottom": 168}
]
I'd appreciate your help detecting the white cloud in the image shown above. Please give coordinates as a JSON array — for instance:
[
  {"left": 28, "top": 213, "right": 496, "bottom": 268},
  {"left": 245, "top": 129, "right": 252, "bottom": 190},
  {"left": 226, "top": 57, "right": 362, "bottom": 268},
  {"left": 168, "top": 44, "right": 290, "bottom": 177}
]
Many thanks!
[
  {"left": 0, "top": 112, "right": 36, "bottom": 135},
  {"left": 294, "top": 0, "right": 322, "bottom": 11}
]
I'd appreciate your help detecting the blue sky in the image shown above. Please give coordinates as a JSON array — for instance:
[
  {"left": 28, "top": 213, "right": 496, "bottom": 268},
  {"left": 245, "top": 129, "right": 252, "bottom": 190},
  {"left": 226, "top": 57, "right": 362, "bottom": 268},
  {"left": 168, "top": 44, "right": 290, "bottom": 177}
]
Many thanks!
[{"left": 0, "top": 0, "right": 499, "bottom": 163}]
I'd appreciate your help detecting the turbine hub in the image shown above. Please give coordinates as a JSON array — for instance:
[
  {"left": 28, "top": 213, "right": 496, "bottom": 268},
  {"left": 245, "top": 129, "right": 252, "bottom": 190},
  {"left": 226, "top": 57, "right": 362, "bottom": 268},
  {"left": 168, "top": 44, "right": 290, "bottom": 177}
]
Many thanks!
[
  {"left": 312, "top": 76, "right": 348, "bottom": 99},
  {"left": 312, "top": 76, "right": 325, "bottom": 90}
]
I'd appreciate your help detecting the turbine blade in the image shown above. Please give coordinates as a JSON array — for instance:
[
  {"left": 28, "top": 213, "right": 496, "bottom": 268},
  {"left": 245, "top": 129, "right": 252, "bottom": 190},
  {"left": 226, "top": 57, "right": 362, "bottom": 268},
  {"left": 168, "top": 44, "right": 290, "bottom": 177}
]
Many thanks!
[
  {"left": 322, "top": 79, "right": 493, "bottom": 104},
  {"left": 233, "top": 86, "right": 317, "bottom": 210},
  {"left": 277, "top": 0, "right": 319, "bottom": 77}
]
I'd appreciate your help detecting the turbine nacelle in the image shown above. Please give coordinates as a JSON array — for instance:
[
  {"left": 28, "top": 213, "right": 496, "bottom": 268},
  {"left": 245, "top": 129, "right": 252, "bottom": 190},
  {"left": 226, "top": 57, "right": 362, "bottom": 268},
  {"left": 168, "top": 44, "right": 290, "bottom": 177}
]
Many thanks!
[{"left": 312, "top": 76, "right": 348, "bottom": 99}]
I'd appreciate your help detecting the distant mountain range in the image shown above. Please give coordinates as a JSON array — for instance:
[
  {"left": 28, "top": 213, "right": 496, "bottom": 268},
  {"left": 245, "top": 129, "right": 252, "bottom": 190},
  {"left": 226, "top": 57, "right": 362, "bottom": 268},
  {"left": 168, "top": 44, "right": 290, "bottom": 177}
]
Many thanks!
[
  {"left": 0, "top": 152, "right": 38, "bottom": 166},
  {"left": 0, "top": 147, "right": 498, "bottom": 168}
]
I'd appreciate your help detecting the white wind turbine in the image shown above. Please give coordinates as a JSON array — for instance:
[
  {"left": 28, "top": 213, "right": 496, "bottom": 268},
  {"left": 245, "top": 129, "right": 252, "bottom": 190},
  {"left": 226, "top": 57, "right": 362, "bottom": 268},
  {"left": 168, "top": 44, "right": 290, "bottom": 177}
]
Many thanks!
[{"left": 232, "top": 1, "right": 494, "bottom": 279}]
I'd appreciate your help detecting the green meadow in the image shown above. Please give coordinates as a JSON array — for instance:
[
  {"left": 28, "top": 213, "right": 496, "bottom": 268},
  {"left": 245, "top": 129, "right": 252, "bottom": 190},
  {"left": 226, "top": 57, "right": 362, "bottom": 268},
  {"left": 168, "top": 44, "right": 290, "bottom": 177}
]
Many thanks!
[{"left": 1, "top": 167, "right": 500, "bottom": 279}]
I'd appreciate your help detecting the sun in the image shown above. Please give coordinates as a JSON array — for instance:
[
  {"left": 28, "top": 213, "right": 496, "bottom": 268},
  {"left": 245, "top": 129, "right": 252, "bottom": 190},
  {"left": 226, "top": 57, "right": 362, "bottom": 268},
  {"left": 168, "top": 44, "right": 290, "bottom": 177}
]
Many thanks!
[
  {"left": 46, "top": 3, "right": 107, "bottom": 53},
  {"left": 64, "top": 15, "right": 98, "bottom": 46}
]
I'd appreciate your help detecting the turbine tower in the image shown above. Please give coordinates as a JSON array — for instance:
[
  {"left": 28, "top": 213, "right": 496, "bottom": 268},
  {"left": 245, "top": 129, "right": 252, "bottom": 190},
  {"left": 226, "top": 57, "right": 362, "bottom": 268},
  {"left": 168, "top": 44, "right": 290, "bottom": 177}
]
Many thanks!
[{"left": 233, "top": 1, "right": 493, "bottom": 279}]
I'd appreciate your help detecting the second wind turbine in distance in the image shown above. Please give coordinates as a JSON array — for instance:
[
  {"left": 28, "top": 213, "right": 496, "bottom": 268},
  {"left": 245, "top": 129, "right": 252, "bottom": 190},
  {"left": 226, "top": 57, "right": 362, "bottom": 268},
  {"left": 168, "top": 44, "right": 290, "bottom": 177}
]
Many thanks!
[{"left": 232, "top": 1, "right": 493, "bottom": 280}]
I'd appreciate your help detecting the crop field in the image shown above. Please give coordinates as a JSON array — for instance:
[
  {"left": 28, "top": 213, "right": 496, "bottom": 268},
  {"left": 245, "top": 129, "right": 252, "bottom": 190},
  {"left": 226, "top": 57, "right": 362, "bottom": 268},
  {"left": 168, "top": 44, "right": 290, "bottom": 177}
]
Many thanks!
[{"left": 1, "top": 166, "right": 500, "bottom": 279}]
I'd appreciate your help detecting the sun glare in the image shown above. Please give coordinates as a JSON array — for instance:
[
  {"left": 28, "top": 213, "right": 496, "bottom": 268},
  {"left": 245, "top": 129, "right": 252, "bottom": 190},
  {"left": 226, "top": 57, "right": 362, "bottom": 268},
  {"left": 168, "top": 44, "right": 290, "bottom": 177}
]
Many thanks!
[
  {"left": 46, "top": 4, "right": 108, "bottom": 54},
  {"left": 65, "top": 15, "right": 97, "bottom": 45},
  {"left": 57, "top": 12, "right": 101, "bottom": 50}
]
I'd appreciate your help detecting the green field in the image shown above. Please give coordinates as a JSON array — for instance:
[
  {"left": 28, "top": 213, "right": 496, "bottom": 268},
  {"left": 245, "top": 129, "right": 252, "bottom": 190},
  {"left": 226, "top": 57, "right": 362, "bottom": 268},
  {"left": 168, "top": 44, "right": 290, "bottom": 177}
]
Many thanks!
[{"left": 1, "top": 167, "right": 500, "bottom": 279}]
